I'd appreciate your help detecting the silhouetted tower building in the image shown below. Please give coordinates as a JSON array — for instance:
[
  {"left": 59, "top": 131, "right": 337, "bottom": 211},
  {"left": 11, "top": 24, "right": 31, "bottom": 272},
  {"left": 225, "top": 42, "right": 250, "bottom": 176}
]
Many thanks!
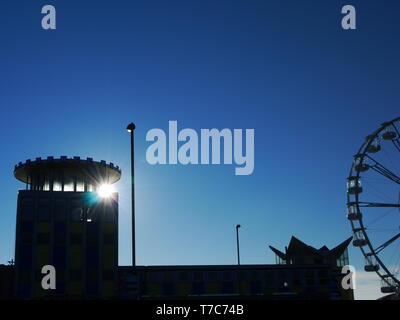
[{"left": 13, "top": 156, "right": 120, "bottom": 299}]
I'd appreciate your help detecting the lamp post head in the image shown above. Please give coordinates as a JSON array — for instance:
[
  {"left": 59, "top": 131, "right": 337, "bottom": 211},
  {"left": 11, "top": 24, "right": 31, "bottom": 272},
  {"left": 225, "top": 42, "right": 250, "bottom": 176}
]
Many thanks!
[
  {"left": 126, "top": 123, "right": 136, "bottom": 132},
  {"left": 236, "top": 224, "right": 241, "bottom": 229}
]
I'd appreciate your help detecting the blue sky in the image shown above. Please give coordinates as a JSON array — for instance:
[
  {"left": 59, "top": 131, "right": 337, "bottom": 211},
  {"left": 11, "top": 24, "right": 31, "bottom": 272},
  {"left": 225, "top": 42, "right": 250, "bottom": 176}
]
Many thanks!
[{"left": 1, "top": 0, "right": 400, "bottom": 299}]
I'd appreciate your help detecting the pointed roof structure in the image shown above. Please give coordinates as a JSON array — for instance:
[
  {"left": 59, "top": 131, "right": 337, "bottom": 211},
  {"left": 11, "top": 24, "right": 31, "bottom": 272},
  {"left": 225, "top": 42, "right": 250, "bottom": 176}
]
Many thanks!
[{"left": 269, "top": 236, "right": 353, "bottom": 266}]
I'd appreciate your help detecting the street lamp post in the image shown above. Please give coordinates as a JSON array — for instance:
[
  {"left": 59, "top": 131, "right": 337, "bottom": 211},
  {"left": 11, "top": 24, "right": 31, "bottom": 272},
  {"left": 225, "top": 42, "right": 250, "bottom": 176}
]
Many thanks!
[
  {"left": 236, "top": 224, "right": 241, "bottom": 265},
  {"left": 127, "top": 122, "right": 136, "bottom": 266}
]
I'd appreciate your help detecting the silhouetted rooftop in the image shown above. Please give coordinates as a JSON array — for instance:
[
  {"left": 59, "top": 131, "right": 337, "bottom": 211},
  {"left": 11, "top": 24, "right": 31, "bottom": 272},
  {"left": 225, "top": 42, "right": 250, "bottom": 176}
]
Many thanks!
[{"left": 14, "top": 156, "right": 121, "bottom": 190}]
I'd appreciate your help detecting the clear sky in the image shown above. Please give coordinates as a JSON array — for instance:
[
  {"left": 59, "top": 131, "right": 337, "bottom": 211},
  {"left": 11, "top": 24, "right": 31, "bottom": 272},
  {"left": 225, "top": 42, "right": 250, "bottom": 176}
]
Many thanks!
[{"left": 1, "top": 0, "right": 400, "bottom": 300}]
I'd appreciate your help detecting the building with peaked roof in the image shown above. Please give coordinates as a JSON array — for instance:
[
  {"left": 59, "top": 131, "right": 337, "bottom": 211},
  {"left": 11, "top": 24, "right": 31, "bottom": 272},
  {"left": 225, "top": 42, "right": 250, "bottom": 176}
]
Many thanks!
[
  {"left": 268, "top": 236, "right": 354, "bottom": 300},
  {"left": 269, "top": 236, "right": 352, "bottom": 267}
]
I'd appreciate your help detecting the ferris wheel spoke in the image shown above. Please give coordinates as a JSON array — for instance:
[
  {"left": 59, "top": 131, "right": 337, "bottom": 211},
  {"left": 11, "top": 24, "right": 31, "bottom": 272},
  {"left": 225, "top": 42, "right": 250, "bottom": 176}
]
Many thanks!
[
  {"left": 357, "top": 202, "right": 400, "bottom": 208},
  {"left": 366, "top": 228, "right": 399, "bottom": 232},
  {"left": 390, "top": 122, "right": 400, "bottom": 152},
  {"left": 374, "top": 233, "right": 400, "bottom": 254},
  {"left": 392, "top": 139, "right": 400, "bottom": 153},
  {"left": 389, "top": 242, "right": 400, "bottom": 278},
  {"left": 392, "top": 122, "right": 400, "bottom": 137},
  {"left": 365, "top": 155, "right": 400, "bottom": 185},
  {"left": 365, "top": 207, "right": 397, "bottom": 228}
]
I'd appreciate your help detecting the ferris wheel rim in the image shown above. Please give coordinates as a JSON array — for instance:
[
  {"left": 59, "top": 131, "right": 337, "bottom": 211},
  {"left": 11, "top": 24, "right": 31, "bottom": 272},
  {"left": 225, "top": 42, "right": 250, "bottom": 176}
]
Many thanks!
[{"left": 347, "top": 117, "right": 400, "bottom": 292}]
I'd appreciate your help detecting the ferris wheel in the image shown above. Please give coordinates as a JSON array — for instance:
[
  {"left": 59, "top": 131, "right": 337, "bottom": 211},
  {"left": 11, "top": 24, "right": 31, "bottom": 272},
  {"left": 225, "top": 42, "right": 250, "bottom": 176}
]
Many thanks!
[{"left": 347, "top": 117, "right": 400, "bottom": 295}]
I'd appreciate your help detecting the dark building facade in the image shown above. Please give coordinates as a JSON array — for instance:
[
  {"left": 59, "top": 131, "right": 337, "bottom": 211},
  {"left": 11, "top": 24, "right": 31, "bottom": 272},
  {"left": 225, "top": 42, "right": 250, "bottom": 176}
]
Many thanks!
[
  {"left": 118, "top": 264, "right": 346, "bottom": 300},
  {"left": 13, "top": 157, "right": 120, "bottom": 299},
  {"left": 6, "top": 156, "right": 354, "bottom": 300},
  {"left": 0, "top": 265, "right": 14, "bottom": 299},
  {"left": 118, "top": 237, "right": 354, "bottom": 300}
]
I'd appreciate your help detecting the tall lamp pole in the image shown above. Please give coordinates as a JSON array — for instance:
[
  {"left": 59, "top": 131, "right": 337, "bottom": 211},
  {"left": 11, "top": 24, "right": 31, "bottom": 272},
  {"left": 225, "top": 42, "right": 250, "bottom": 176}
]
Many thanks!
[
  {"left": 127, "top": 123, "right": 136, "bottom": 266},
  {"left": 236, "top": 224, "right": 241, "bottom": 265}
]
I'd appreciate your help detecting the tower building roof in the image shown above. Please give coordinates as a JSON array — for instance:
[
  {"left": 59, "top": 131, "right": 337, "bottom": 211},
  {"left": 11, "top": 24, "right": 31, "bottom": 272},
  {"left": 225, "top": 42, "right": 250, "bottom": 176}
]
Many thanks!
[{"left": 14, "top": 156, "right": 121, "bottom": 191}]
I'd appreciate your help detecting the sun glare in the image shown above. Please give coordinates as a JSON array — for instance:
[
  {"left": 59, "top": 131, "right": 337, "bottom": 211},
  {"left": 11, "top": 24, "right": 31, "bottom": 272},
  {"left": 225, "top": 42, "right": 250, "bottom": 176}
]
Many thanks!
[{"left": 97, "top": 184, "right": 115, "bottom": 198}]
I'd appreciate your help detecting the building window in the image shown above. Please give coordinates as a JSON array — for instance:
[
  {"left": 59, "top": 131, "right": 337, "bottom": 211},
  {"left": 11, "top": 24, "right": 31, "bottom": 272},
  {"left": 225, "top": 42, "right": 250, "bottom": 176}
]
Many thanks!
[
  {"left": 55, "top": 282, "right": 66, "bottom": 294},
  {"left": 21, "top": 205, "right": 34, "bottom": 221},
  {"left": 53, "top": 182, "right": 62, "bottom": 192},
  {"left": 19, "top": 246, "right": 33, "bottom": 268},
  {"left": 70, "top": 233, "right": 83, "bottom": 245},
  {"left": 192, "top": 282, "right": 205, "bottom": 295},
  {"left": 86, "top": 246, "right": 99, "bottom": 268},
  {"left": 278, "top": 270, "right": 287, "bottom": 280},
  {"left": 318, "top": 269, "right": 328, "bottom": 278},
  {"left": 305, "top": 270, "right": 314, "bottom": 278},
  {"left": 207, "top": 271, "right": 218, "bottom": 281},
  {"left": 264, "top": 271, "right": 273, "bottom": 281},
  {"left": 104, "top": 209, "right": 115, "bottom": 222},
  {"left": 18, "top": 269, "right": 31, "bottom": 283},
  {"left": 237, "top": 271, "right": 246, "bottom": 281},
  {"left": 37, "top": 233, "right": 50, "bottom": 245},
  {"left": 250, "top": 281, "right": 263, "bottom": 294},
  {"left": 86, "top": 282, "right": 98, "bottom": 295},
  {"left": 39, "top": 199, "right": 50, "bottom": 206},
  {"left": 336, "top": 249, "right": 349, "bottom": 267},
  {"left": 54, "top": 221, "right": 66, "bottom": 232},
  {"left": 87, "top": 232, "right": 99, "bottom": 246},
  {"left": 54, "top": 232, "right": 66, "bottom": 245},
  {"left": 162, "top": 282, "right": 175, "bottom": 295},
  {"left": 179, "top": 272, "right": 189, "bottom": 281},
  {"left": 164, "top": 272, "right": 174, "bottom": 281},
  {"left": 276, "top": 255, "right": 287, "bottom": 265},
  {"left": 76, "top": 178, "right": 85, "bottom": 192},
  {"left": 54, "top": 206, "right": 66, "bottom": 221},
  {"left": 22, "top": 198, "right": 34, "bottom": 206},
  {"left": 221, "top": 281, "right": 234, "bottom": 294},
  {"left": 148, "top": 272, "right": 162, "bottom": 282},
  {"left": 38, "top": 206, "right": 51, "bottom": 222},
  {"left": 293, "top": 278, "right": 301, "bottom": 286},
  {"left": 103, "top": 270, "right": 114, "bottom": 281},
  {"left": 70, "top": 207, "right": 83, "bottom": 222},
  {"left": 64, "top": 177, "right": 74, "bottom": 192},
  {"left": 293, "top": 270, "right": 302, "bottom": 286},
  {"left": 194, "top": 272, "right": 203, "bottom": 281},
  {"left": 103, "top": 234, "right": 115, "bottom": 245},
  {"left": 53, "top": 246, "right": 66, "bottom": 268},
  {"left": 86, "top": 269, "right": 98, "bottom": 282},
  {"left": 21, "top": 232, "right": 33, "bottom": 244},
  {"left": 70, "top": 270, "right": 82, "bottom": 281},
  {"left": 222, "top": 271, "right": 232, "bottom": 281}
]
